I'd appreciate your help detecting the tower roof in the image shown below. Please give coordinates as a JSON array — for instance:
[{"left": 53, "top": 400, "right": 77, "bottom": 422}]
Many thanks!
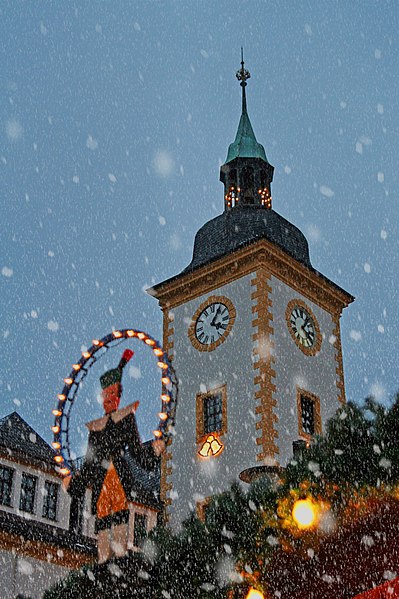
[{"left": 225, "top": 52, "right": 268, "bottom": 164}]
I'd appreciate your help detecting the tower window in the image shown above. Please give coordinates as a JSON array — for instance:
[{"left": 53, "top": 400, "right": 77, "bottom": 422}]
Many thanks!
[
  {"left": 297, "top": 388, "right": 321, "bottom": 439},
  {"left": 19, "top": 473, "right": 37, "bottom": 514},
  {"left": 42, "top": 481, "right": 59, "bottom": 521},
  {"left": 196, "top": 385, "right": 227, "bottom": 443},
  {"left": 0, "top": 465, "right": 14, "bottom": 507},
  {"left": 204, "top": 393, "right": 223, "bottom": 434},
  {"left": 133, "top": 512, "right": 148, "bottom": 548},
  {"left": 301, "top": 395, "right": 315, "bottom": 434}
]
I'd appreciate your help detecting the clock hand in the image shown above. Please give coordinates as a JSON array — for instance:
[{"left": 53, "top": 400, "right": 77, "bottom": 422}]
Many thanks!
[{"left": 210, "top": 306, "right": 222, "bottom": 327}]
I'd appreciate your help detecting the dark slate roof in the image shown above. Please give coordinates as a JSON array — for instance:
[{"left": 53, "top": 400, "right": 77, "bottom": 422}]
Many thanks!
[
  {"left": 183, "top": 207, "right": 312, "bottom": 273},
  {"left": 0, "top": 411, "right": 55, "bottom": 465}
]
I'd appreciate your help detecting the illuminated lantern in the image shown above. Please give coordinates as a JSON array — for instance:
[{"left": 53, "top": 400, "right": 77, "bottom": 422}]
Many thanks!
[
  {"left": 292, "top": 497, "right": 318, "bottom": 528},
  {"left": 246, "top": 589, "right": 265, "bottom": 599},
  {"left": 198, "top": 434, "right": 224, "bottom": 458}
]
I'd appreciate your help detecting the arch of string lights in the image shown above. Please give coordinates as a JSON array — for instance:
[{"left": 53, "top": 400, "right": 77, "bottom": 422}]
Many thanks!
[{"left": 51, "top": 328, "right": 178, "bottom": 476}]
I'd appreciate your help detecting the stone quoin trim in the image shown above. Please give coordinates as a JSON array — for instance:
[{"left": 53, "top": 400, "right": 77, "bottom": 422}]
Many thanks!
[
  {"left": 188, "top": 295, "right": 236, "bottom": 352},
  {"left": 252, "top": 269, "right": 279, "bottom": 462},
  {"left": 296, "top": 387, "right": 322, "bottom": 440},
  {"left": 332, "top": 314, "right": 346, "bottom": 404},
  {"left": 285, "top": 298, "right": 322, "bottom": 357},
  {"left": 195, "top": 384, "right": 227, "bottom": 444},
  {"left": 160, "top": 309, "right": 174, "bottom": 523},
  {"left": 148, "top": 238, "right": 354, "bottom": 317}
]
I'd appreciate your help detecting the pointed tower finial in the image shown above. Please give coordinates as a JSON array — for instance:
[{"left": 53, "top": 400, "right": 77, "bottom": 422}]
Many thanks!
[
  {"left": 236, "top": 47, "right": 251, "bottom": 113},
  {"left": 220, "top": 50, "right": 274, "bottom": 211}
]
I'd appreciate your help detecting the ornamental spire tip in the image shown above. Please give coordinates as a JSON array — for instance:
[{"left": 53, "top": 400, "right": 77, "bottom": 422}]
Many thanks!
[{"left": 236, "top": 48, "right": 250, "bottom": 113}]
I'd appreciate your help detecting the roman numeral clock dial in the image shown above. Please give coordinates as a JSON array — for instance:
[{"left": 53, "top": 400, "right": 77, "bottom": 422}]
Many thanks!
[
  {"left": 188, "top": 296, "right": 236, "bottom": 352},
  {"left": 285, "top": 299, "right": 322, "bottom": 356}
]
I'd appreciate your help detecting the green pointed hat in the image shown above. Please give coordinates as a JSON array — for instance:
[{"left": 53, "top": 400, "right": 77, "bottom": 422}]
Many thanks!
[{"left": 100, "top": 349, "right": 134, "bottom": 389}]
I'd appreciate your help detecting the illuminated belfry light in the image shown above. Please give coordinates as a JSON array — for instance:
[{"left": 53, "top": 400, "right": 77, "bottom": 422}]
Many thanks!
[
  {"left": 258, "top": 186, "right": 272, "bottom": 209},
  {"left": 225, "top": 185, "right": 239, "bottom": 209}
]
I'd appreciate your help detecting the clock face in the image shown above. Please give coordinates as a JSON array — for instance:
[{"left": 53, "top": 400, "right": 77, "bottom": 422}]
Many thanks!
[
  {"left": 289, "top": 306, "right": 315, "bottom": 348},
  {"left": 286, "top": 300, "right": 321, "bottom": 356},
  {"left": 195, "top": 302, "right": 230, "bottom": 346},
  {"left": 188, "top": 295, "right": 236, "bottom": 352}
]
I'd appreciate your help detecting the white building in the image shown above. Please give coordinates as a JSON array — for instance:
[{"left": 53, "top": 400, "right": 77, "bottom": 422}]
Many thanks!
[{"left": 0, "top": 412, "right": 96, "bottom": 599}]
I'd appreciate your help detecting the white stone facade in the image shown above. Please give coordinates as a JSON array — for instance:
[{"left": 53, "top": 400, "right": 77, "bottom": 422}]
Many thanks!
[{"left": 163, "top": 268, "right": 344, "bottom": 527}]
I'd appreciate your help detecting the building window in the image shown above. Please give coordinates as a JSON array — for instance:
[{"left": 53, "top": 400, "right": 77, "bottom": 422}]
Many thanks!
[
  {"left": 42, "top": 481, "right": 59, "bottom": 521},
  {"left": 19, "top": 473, "right": 37, "bottom": 514},
  {"left": 69, "top": 494, "right": 84, "bottom": 535},
  {"left": 196, "top": 385, "right": 227, "bottom": 443},
  {"left": 196, "top": 497, "right": 212, "bottom": 522},
  {"left": 0, "top": 465, "right": 14, "bottom": 507},
  {"left": 297, "top": 388, "right": 322, "bottom": 439},
  {"left": 133, "top": 513, "right": 148, "bottom": 548},
  {"left": 204, "top": 393, "right": 223, "bottom": 434}
]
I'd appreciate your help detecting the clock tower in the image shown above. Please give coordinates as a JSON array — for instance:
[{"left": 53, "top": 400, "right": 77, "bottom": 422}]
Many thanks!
[{"left": 148, "top": 57, "right": 353, "bottom": 527}]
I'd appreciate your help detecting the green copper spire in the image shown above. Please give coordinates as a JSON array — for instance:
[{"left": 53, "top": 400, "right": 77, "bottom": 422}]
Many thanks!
[{"left": 225, "top": 50, "right": 267, "bottom": 163}]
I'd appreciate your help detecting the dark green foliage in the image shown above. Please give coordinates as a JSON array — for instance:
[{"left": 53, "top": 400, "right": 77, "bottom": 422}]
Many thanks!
[{"left": 45, "top": 394, "right": 399, "bottom": 598}]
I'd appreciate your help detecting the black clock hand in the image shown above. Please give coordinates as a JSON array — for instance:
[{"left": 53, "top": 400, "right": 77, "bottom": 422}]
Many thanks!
[{"left": 210, "top": 306, "right": 221, "bottom": 327}]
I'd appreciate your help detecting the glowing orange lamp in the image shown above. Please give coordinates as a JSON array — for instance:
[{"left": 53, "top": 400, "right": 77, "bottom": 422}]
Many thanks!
[
  {"left": 292, "top": 498, "right": 318, "bottom": 529},
  {"left": 246, "top": 589, "right": 265, "bottom": 599}
]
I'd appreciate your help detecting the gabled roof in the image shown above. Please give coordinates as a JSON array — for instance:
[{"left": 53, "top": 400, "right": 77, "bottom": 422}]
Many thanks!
[{"left": 0, "top": 411, "right": 55, "bottom": 465}]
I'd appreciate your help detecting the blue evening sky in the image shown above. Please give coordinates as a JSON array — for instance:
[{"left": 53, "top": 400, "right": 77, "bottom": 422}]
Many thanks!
[{"left": 1, "top": 1, "right": 398, "bottom": 456}]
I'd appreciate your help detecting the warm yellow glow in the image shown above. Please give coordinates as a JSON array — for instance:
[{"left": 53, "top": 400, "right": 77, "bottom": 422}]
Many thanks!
[
  {"left": 92, "top": 339, "right": 100, "bottom": 345},
  {"left": 126, "top": 330, "right": 135, "bottom": 337},
  {"left": 72, "top": 363, "right": 81, "bottom": 371},
  {"left": 246, "top": 589, "right": 264, "bottom": 599},
  {"left": 52, "top": 409, "right": 62, "bottom": 417},
  {"left": 59, "top": 467, "right": 70, "bottom": 476},
  {"left": 157, "top": 361, "right": 168, "bottom": 370},
  {"left": 54, "top": 455, "right": 63, "bottom": 463},
  {"left": 51, "top": 425, "right": 60, "bottom": 433},
  {"left": 113, "top": 330, "right": 122, "bottom": 338},
  {"left": 145, "top": 338, "right": 155, "bottom": 345},
  {"left": 198, "top": 434, "right": 224, "bottom": 458},
  {"left": 52, "top": 442, "right": 61, "bottom": 449},
  {"left": 161, "top": 376, "right": 170, "bottom": 385},
  {"left": 153, "top": 348, "right": 163, "bottom": 357},
  {"left": 82, "top": 351, "right": 91, "bottom": 359},
  {"left": 292, "top": 498, "right": 318, "bottom": 528},
  {"left": 158, "top": 412, "right": 168, "bottom": 421},
  {"left": 153, "top": 430, "right": 162, "bottom": 438},
  {"left": 161, "top": 394, "right": 170, "bottom": 403},
  {"left": 137, "top": 332, "right": 146, "bottom": 340},
  {"left": 57, "top": 394, "right": 66, "bottom": 401},
  {"left": 64, "top": 377, "right": 73, "bottom": 385}
]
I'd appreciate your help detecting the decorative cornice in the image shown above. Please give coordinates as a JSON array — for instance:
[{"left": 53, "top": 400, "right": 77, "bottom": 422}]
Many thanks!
[
  {"left": 252, "top": 269, "right": 279, "bottom": 462},
  {"left": 0, "top": 529, "right": 93, "bottom": 568},
  {"left": 149, "top": 238, "right": 353, "bottom": 317}
]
